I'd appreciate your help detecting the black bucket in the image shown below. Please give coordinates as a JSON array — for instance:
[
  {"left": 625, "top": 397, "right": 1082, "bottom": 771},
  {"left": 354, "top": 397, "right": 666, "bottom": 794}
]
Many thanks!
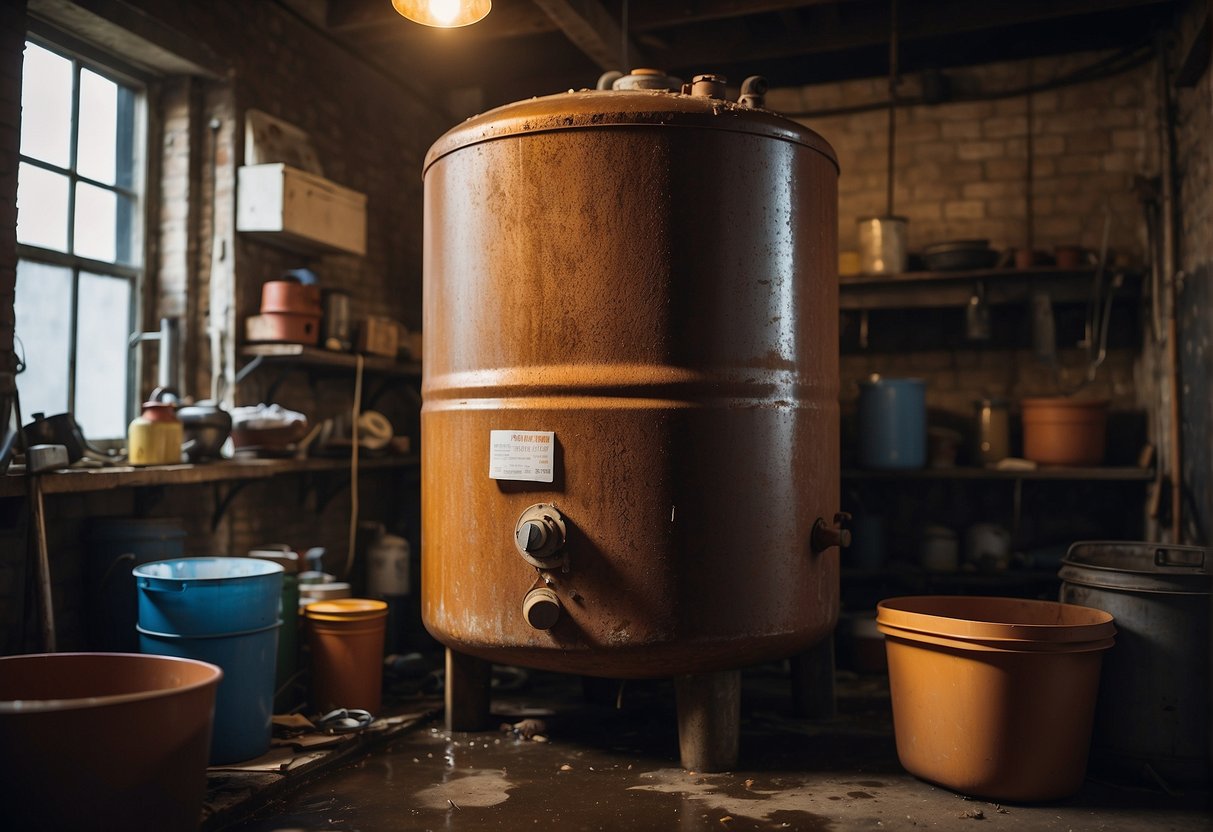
[
  {"left": 1060, "top": 541, "right": 1211, "bottom": 786},
  {"left": 86, "top": 518, "right": 187, "bottom": 652}
]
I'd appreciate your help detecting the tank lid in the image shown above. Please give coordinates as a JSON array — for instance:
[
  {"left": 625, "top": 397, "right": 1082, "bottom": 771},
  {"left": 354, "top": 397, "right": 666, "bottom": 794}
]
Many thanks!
[{"left": 424, "top": 88, "right": 838, "bottom": 175}]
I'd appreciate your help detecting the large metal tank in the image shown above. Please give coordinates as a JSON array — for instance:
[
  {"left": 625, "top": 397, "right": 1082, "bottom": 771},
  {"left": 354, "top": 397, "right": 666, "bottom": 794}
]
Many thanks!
[{"left": 421, "top": 76, "right": 841, "bottom": 680}]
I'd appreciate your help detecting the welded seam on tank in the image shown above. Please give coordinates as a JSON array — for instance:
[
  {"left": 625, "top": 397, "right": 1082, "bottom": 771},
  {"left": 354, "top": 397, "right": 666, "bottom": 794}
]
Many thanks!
[{"left": 422, "top": 365, "right": 836, "bottom": 408}]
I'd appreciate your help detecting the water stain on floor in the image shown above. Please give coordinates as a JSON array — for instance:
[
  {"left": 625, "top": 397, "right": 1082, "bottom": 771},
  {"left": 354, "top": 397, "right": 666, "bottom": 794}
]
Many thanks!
[{"left": 217, "top": 670, "right": 1210, "bottom": 832}]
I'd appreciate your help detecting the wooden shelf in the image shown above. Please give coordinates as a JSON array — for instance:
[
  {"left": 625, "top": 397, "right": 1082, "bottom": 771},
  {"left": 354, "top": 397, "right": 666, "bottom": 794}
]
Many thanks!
[
  {"left": 842, "top": 465, "right": 1153, "bottom": 481},
  {"left": 0, "top": 454, "right": 419, "bottom": 498},
  {"left": 839, "top": 266, "right": 1140, "bottom": 311},
  {"left": 237, "top": 344, "right": 421, "bottom": 382}
]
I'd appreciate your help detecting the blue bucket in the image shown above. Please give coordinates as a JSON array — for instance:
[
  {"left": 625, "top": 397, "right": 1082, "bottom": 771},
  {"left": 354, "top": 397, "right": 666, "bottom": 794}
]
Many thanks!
[
  {"left": 139, "top": 622, "right": 280, "bottom": 764},
  {"left": 134, "top": 557, "right": 284, "bottom": 635},
  {"left": 858, "top": 377, "right": 927, "bottom": 469}
]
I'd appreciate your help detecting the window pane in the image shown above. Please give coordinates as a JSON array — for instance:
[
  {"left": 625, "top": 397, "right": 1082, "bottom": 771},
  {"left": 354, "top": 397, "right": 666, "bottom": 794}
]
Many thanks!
[
  {"left": 75, "top": 273, "right": 131, "bottom": 439},
  {"left": 20, "top": 42, "right": 72, "bottom": 168},
  {"left": 17, "top": 162, "right": 70, "bottom": 251},
  {"left": 115, "top": 85, "right": 138, "bottom": 190},
  {"left": 73, "top": 181, "right": 117, "bottom": 262},
  {"left": 15, "top": 260, "right": 72, "bottom": 419},
  {"left": 78, "top": 69, "right": 118, "bottom": 185}
]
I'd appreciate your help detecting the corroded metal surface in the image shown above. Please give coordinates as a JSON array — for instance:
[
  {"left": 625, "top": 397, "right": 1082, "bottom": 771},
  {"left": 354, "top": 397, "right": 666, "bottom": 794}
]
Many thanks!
[{"left": 421, "top": 89, "right": 840, "bottom": 677}]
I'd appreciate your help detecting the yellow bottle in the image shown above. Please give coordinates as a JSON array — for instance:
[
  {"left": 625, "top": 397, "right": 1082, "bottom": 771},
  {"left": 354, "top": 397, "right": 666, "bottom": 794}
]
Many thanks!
[{"left": 128, "top": 402, "right": 183, "bottom": 466}]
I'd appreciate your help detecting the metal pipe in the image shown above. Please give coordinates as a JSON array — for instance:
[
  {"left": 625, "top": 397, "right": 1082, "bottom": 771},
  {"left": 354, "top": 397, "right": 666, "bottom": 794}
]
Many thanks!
[
  {"left": 157, "top": 317, "right": 180, "bottom": 393},
  {"left": 1155, "top": 40, "right": 1182, "bottom": 542}
]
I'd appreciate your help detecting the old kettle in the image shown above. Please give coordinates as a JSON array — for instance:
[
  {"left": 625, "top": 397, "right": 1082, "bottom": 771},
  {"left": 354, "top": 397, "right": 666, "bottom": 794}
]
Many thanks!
[{"left": 178, "top": 401, "right": 232, "bottom": 462}]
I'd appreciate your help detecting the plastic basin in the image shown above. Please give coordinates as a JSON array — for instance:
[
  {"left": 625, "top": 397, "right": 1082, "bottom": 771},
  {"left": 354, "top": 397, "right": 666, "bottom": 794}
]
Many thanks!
[
  {"left": 876, "top": 596, "right": 1115, "bottom": 802},
  {"left": 0, "top": 652, "right": 221, "bottom": 832}
]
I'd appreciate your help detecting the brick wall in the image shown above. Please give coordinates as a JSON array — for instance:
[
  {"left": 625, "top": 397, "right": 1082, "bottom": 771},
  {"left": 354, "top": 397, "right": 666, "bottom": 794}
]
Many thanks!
[
  {"left": 768, "top": 53, "right": 1158, "bottom": 464},
  {"left": 770, "top": 52, "right": 1155, "bottom": 259},
  {"left": 1175, "top": 34, "right": 1213, "bottom": 541},
  {"left": 0, "top": 1, "right": 440, "bottom": 652},
  {"left": 125, "top": 1, "right": 443, "bottom": 569},
  {"left": 0, "top": 0, "right": 23, "bottom": 370},
  {"left": 0, "top": 1, "right": 25, "bottom": 651}
]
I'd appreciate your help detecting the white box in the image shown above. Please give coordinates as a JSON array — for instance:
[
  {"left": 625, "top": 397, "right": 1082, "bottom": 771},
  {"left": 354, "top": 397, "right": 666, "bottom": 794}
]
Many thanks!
[{"left": 237, "top": 163, "right": 367, "bottom": 256}]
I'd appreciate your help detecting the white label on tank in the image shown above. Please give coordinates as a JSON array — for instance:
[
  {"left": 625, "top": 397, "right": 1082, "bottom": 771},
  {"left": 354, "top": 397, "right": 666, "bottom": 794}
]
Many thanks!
[{"left": 489, "top": 430, "right": 555, "bottom": 482}]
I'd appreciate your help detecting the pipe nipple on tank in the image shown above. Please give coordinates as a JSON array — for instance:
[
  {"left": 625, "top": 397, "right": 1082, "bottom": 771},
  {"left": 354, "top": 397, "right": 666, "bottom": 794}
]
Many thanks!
[
  {"left": 522, "top": 587, "right": 562, "bottom": 630},
  {"left": 811, "top": 513, "right": 852, "bottom": 554},
  {"left": 691, "top": 74, "right": 728, "bottom": 99}
]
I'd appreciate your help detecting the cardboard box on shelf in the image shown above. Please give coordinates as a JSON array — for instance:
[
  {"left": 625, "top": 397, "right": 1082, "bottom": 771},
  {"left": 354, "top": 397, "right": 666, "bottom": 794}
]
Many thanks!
[{"left": 357, "top": 316, "right": 399, "bottom": 358}]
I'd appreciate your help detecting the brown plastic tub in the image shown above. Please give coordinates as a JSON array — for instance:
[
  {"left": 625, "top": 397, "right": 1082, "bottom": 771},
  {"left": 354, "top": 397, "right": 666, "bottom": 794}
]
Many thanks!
[
  {"left": 1021, "top": 397, "right": 1108, "bottom": 465},
  {"left": 305, "top": 598, "right": 388, "bottom": 713},
  {"left": 876, "top": 596, "right": 1115, "bottom": 802},
  {"left": 0, "top": 652, "right": 222, "bottom": 832}
]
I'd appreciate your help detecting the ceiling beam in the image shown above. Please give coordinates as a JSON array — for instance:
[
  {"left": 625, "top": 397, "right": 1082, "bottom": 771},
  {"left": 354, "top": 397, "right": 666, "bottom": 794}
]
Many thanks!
[
  {"left": 629, "top": 0, "right": 852, "bottom": 31},
  {"left": 532, "top": 0, "right": 647, "bottom": 70},
  {"left": 655, "top": 0, "right": 1173, "bottom": 71}
]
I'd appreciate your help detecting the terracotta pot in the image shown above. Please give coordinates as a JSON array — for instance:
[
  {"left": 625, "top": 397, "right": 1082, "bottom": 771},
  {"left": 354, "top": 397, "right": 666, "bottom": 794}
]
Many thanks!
[
  {"left": 246, "top": 312, "right": 321, "bottom": 345},
  {"left": 877, "top": 596, "right": 1115, "bottom": 802},
  {"left": 1021, "top": 397, "right": 1108, "bottom": 466},
  {"left": 1054, "top": 245, "right": 1088, "bottom": 269},
  {"left": 261, "top": 280, "right": 321, "bottom": 315}
]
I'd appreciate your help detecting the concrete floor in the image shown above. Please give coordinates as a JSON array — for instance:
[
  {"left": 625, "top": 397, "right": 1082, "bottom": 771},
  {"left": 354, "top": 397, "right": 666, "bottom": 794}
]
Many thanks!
[{"left": 219, "top": 666, "right": 1211, "bottom": 832}]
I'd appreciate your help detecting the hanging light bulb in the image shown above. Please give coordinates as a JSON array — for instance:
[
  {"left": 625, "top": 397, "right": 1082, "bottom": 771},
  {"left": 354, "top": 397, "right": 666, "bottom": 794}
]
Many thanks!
[{"left": 392, "top": 0, "right": 491, "bottom": 27}]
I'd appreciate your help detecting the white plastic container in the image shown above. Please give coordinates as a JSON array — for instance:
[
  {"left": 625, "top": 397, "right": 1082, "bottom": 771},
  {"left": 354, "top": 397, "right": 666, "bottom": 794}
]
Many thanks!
[{"left": 367, "top": 534, "right": 411, "bottom": 598}]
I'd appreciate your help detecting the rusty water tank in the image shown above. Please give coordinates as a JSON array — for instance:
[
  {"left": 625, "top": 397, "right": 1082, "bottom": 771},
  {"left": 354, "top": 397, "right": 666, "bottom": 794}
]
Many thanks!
[{"left": 421, "top": 81, "right": 840, "bottom": 678}]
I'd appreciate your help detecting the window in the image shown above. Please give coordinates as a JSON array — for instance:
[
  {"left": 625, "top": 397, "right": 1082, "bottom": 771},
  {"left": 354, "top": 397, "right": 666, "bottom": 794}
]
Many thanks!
[{"left": 16, "top": 38, "right": 145, "bottom": 440}]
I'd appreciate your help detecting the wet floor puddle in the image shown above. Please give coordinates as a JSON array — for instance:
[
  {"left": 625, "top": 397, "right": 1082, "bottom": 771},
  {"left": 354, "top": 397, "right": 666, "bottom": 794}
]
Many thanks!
[{"left": 221, "top": 722, "right": 894, "bottom": 832}]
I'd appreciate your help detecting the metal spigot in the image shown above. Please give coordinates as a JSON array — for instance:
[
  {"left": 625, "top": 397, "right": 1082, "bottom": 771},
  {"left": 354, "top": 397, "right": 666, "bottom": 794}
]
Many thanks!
[{"left": 811, "top": 513, "right": 852, "bottom": 554}]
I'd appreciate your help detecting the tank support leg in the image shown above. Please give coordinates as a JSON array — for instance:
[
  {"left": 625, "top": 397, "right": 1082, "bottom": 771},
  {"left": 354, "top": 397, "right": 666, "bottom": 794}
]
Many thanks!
[
  {"left": 445, "top": 648, "right": 491, "bottom": 731},
  {"left": 675, "top": 669, "right": 741, "bottom": 772},
  {"left": 790, "top": 636, "right": 837, "bottom": 718}
]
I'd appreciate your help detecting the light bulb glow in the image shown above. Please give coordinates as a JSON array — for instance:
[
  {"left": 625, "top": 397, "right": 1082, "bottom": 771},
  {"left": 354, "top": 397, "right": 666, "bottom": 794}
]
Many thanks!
[
  {"left": 392, "top": 0, "right": 491, "bottom": 28},
  {"left": 429, "top": 0, "right": 459, "bottom": 25}
]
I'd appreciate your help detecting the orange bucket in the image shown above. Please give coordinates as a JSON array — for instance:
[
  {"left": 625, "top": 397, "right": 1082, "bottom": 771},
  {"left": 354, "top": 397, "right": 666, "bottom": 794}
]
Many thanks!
[
  {"left": 304, "top": 599, "right": 388, "bottom": 714},
  {"left": 876, "top": 596, "right": 1115, "bottom": 802}
]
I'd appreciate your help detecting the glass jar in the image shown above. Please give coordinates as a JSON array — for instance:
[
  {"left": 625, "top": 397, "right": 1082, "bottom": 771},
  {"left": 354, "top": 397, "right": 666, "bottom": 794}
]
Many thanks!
[{"left": 974, "top": 397, "right": 1010, "bottom": 465}]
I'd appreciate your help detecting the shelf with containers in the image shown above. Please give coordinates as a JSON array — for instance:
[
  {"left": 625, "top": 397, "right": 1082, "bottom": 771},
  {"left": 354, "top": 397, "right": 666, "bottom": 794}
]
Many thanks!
[
  {"left": 835, "top": 264, "right": 1154, "bottom": 645},
  {"left": 839, "top": 265, "right": 1142, "bottom": 311}
]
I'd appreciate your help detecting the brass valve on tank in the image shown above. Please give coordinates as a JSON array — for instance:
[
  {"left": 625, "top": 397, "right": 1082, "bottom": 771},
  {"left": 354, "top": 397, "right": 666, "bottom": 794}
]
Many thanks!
[{"left": 514, "top": 504, "right": 568, "bottom": 568}]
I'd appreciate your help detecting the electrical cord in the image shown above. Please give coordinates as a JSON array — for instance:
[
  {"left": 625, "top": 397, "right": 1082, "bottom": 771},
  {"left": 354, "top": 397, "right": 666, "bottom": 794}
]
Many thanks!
[
  {"left": 782, "top": 43, "right": 1153, "bottom": 119},
  {"left": 344, "top": 354, "right": 363, "bottom": 580}
]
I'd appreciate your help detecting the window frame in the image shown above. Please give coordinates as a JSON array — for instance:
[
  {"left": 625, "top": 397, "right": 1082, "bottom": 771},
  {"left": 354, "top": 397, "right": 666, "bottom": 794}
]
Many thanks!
[{"left": 16, "top": 28, "right": 154, "bottom": 441}]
